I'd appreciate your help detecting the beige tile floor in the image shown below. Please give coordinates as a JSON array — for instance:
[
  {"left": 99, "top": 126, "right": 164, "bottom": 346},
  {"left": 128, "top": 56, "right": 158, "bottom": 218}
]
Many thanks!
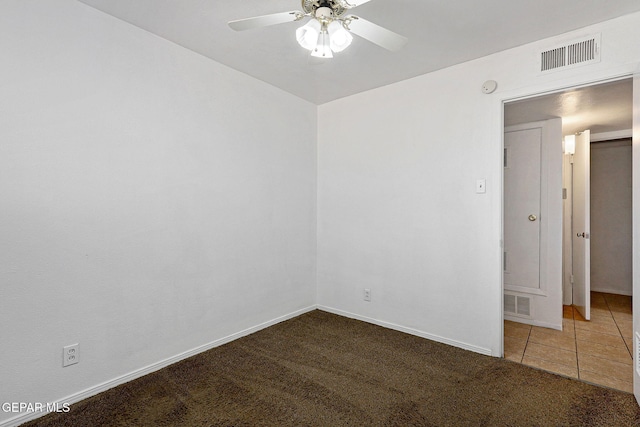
[{"left": 504, "top": 292, "right": 634, "bottom": 393}]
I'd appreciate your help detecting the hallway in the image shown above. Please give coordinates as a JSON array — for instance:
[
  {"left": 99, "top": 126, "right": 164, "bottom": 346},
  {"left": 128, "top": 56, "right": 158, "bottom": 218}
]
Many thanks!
[{"left": 505, "top": 292, "right": 633, "bottom": 393}]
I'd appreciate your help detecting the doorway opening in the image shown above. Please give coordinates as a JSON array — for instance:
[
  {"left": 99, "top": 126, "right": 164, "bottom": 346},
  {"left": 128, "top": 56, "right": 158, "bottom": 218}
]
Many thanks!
[{"left": 502, "top": 78, "right": 634, "bottom": 392}]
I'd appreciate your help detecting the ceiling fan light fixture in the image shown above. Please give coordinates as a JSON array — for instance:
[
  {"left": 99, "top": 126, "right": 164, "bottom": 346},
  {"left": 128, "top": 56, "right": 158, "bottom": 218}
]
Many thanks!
[
  {"left": 327, "top": 20, "right": 352, "bottom": 52},
  {"left": 229, "top": 0, "right": 407, "bottom": 59},
  {"left": 296, "top": 19, "right": 321, "bottom": 50},
  {"left": 311, "top": 29, "right": 333, "bottom": 58}
]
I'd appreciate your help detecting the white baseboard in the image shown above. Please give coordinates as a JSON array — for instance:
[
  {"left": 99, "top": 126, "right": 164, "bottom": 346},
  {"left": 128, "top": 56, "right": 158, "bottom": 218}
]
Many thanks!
[
  {"left": 590, "top": 287, "right": 632, "bottom": 296},
  {"left": 0, "top": 305, "right": 316, "bottom": 427},
  {"left": 317, "top": 305, "right": 493, "bottom": 357},
  {"left": 504, "top": 314, "right": 562, "bottom": 331},
  {"left": 3, "top": 305, "right": 496, "bottom": 426}
]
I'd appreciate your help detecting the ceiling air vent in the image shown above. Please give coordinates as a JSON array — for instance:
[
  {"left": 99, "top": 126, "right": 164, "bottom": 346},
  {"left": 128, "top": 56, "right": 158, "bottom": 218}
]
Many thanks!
[{"left": 539, "top": 34, "right": 600, "bottom": 73}]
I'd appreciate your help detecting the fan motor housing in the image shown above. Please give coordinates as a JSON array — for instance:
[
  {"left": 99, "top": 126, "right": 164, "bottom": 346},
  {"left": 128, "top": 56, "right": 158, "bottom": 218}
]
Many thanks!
[{"left": 302, "top": 0, "right": 347, "bottom": 17}]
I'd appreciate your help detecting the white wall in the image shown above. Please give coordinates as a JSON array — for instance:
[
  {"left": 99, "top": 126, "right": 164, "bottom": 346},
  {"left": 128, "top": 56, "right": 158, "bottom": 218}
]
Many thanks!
[
  {"left": 590, "top": 140, "right": 633, "bottom": 295},
  {"left": 0, "top": 1, "right": 316, "bottom": 424},
  {"left": 4, "top": 1, "right": 640, "bottom": 421},
  {"left": 317, "top": 12, "right": 640, "bottom": 357}
]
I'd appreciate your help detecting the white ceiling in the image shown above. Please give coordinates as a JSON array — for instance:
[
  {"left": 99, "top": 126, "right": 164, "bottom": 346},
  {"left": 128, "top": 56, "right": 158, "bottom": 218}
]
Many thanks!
[
  {"left": 505, "top": 78, "right": 632, "bottom": 136},
  {"left": 78, "top": 0, "right": 640, "bottom": 105}
]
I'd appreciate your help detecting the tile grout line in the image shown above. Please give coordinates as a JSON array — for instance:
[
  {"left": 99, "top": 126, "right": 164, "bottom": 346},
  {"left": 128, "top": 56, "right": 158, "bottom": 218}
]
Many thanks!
[
  {"left": 574, "top": 296, "right": 626, "bottom": 381},
  {"left": 520, "top": 325, "right": 532, "bottom": 363},
  {"left": 604, "top": 294, "right": 634, "bottom": 358},
  {"left": 523, "top": 315, "right": 578, "bottom": 374},
  {"left": 583, "top": 294, "right": 634, "bottom": 389},
  {"left": 511, "top": 296, "right": 631, "bottom": 391},
  {"left": 572, "top": 306, "right": 582, "bottom": 380}
]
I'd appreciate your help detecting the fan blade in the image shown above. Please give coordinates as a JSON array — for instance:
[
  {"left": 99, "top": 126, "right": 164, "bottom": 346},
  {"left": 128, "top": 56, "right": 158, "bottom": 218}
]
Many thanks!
[
  {"left": 346, "top": 16, "right": 407, "bottom": 51},
  {"left": 228, "top": 11, "right": 304, "bottom": 31}
]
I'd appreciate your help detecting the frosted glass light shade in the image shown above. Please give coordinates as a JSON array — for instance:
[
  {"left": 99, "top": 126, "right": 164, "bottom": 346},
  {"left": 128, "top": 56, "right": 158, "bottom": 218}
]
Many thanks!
[
  {"left": 296, "top": 20, "right": 321, "bottom": 51},
  {"left": 311, "top": 30, "right": 333, "bottom": 58},
  {"left": 564, "top": 135, "right": 576, "bottom": 155},
  {"left": 327, "top": 21, "right": 352, "bottom": 52}
]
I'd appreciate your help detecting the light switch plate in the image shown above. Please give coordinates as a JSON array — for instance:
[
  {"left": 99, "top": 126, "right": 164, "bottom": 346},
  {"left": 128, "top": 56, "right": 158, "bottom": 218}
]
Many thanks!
[{"left": 476, "top": 179, "right": 486, "bottom": 194}]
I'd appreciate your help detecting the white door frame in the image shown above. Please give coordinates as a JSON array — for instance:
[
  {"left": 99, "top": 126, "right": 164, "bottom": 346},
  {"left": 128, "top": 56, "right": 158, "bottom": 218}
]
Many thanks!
[
  {"left": 571, "top": 130, "right": 592, "bottom": 321},
  {"left": 498, "top": 74, "right": 637, "bottom": 394},
  {"left": 631, "top": 74, "right": 640, "bottom": 401}
]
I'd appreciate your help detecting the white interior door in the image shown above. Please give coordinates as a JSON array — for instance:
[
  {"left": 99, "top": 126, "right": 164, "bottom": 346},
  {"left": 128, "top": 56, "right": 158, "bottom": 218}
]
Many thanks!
[
  {"left": 572, "top": 130, "right": 591, "bottom": 320},
  {"left": 504, "top": 128, "right": 542, "bottom": 289},
  {"left": 504, "top": 119, "right": 563, "bottom": 329}
]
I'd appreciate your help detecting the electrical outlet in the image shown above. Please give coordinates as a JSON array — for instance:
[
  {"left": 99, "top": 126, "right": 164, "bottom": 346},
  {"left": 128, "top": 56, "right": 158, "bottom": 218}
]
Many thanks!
[
  {"left": 364, "top": 288, "right": 371, "bottom": 302},
  {"left": 63, "top": 344, "right": 79, "bottom": 367}
]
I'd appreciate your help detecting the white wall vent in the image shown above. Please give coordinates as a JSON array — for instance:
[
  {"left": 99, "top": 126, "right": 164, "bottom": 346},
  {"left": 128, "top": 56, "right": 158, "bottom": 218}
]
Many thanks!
[
  {"left": 516, "top": 296, "right": 531, "bottom": 317},
  {"left": 539, "top": 34, "right": 601, "bottom": 73},
  {"left": 541, "top": 46, "right": 566, "bottom": 71},
  {"left": 504, "top": 293, "right": 532, "bottom": 318},
  {"left": 504, "top": 294, "right": 516, "bottom": 314}
]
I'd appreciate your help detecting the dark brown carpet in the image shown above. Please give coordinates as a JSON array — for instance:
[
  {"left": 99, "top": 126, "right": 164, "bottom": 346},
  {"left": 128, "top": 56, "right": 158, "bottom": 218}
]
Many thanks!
[{"left": 24, "top": 310, "right": 640, "bottom": 426}]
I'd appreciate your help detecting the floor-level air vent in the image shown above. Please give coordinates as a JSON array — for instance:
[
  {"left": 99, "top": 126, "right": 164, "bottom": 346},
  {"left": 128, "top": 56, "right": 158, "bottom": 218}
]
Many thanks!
[
  {"left": 517, "top": 296, "right": 531, "bottom": 317},
  {"left": 504, "top": 293, "right": 532, "bottom": 318},
  {"left": 540, "top": 34, "right": 600, "bottom": 73}
]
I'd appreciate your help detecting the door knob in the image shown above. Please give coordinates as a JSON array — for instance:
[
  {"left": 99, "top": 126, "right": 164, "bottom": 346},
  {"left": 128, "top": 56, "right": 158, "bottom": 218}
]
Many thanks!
[
  {"left": 577, "top": 232, "right": 585, "bottom": 237},
  {"left": 528, "top": 214, "right": 537, "bottom": 221}
]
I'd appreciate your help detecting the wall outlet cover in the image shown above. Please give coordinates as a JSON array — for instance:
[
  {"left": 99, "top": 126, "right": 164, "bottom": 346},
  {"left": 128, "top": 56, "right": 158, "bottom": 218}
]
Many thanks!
[{"left": 63, "top": 344, "right": 79, "bottom": 367}]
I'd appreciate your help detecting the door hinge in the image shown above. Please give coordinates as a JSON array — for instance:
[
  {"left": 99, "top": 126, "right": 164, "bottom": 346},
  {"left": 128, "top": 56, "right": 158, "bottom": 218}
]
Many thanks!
[{"left": 570, "top": 274, "right": 574, "bottom": 284}]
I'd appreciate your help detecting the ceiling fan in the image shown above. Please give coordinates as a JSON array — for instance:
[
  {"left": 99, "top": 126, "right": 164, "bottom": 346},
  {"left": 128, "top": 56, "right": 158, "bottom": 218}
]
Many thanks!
[{"left": 228, "top": 0, "right": 408, "bottom": 59}]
